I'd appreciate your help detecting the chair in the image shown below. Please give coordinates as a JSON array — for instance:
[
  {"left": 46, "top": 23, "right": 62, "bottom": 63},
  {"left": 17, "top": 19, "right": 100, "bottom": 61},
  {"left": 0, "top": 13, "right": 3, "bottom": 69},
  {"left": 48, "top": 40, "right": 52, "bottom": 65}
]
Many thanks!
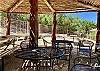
[
  {"left": 20, "top": 40, "right": 30, "bottom": 51},
  {"left": 42, "top": 38, "right": 52, "bottom": 47},
  {"left": 54, "top": 40, "right": 73, "bottom": 71},
  {"left": 3, "top": 38, "right": 16, "bottom": 51},
  {"left": 70, "top": 64, "right": 96, "bottom": 71},
  {"left": 73, "top": 51, "right": 97, "bottom": 71},
  {"left": 77, "top": 40, "right": 94, "bottom": 63},
  {"left": 37, "top": 47, "right": 54, "bottom": 71}
]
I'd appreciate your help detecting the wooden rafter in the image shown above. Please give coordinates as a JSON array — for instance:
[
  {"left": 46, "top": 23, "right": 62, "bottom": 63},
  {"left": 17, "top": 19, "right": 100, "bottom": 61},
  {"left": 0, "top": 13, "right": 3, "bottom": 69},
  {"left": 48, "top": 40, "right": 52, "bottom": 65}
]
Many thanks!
[
  {"left": 43, "top": 0, "right": 55, "bottom": 12},
  {"left": 7, "top": 0, "right": 24, "bottom": 12},
  {"left": 56, "top": 9, "right": 97, "bottom": 13},
  {"left": 77, "top": 0, "right": 100, "bottom": 11}
]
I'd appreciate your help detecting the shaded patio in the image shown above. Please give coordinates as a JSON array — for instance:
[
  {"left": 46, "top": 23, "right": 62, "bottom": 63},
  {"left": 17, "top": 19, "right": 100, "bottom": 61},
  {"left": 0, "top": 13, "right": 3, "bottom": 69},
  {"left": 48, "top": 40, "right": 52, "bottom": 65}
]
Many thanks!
[{"left": 0, "top": 0, "right": 100, "bottom": 71}]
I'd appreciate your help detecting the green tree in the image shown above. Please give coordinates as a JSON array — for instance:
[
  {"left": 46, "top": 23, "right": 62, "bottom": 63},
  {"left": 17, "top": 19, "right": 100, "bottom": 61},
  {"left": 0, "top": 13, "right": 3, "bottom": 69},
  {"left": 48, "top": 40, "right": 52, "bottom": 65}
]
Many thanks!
[
  {"left": 38, "top": 13, "right": 96, "bottom": 38},
  {"left": 17, "top": 14, "right": 30, "bottom": 21},
  {"left": 38, "top": 14, "right": 53, "bottom": 32},
  {"left": 0, "top": 12, "right": 6, "bottom": 17},
  {"left": 78, "top": 19, "right": 96, "bottom": 34},
  {"left": 38, "top": 14, "right": 52, "bottom": 25}
]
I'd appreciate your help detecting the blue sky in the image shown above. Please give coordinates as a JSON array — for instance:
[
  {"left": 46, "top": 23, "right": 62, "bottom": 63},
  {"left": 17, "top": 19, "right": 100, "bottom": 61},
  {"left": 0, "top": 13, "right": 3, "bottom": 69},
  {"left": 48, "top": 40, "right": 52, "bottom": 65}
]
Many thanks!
[{"left": 72, "top": 12, "right": 97, "bottom": 23}]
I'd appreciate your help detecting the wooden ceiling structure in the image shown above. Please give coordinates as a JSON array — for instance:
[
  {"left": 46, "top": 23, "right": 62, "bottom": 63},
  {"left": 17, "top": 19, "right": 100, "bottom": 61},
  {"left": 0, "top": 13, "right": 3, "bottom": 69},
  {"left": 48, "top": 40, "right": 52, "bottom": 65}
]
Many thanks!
[
  {"left": 0, "top": 0, "right": 100, "bottom": 13},
  {"left": 0, "top": 0, "right": 100, "bottom": 47}
]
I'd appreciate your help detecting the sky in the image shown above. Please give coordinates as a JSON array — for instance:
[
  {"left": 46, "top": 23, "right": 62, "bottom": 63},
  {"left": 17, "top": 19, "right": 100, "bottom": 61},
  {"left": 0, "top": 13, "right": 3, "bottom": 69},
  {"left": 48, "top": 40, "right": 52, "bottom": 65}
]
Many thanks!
[{"left": 72, "top": 12, "right": 97, "bottom": 23}]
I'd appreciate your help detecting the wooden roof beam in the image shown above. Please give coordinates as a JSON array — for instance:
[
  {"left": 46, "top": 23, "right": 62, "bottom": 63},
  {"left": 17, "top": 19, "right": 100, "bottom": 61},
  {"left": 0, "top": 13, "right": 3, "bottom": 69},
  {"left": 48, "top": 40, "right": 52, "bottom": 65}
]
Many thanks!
[
  {"left": 43, "top": 0, "right": 55, "bottom": 12},
  {"left": 7, "top": 0, "right": 24, "bottom": 12},
  {"left": 56, "top": 9, "right": 97, "bottom": 13},
  {"left": 77, "top": 1, "right": 100, "bottom": 11}
]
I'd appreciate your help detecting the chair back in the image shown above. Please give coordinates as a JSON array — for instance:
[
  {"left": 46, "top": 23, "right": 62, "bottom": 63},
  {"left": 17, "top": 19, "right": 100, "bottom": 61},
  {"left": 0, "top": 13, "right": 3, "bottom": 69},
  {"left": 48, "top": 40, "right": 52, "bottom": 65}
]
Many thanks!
[
  {"left": 55, "top": 40, "right": 73, "bottom": 49},
  {"left": 71, "top": 64, "right": 95, "bottom": 71},
  {"left": 79, "top": 40, "right": 94, "bottom": 53},
  {"left": 20, "top": 40, "right": 30, "bottom": 51},
  {"left": 55, "top": 40, "right": 73, "bottom": 59}
]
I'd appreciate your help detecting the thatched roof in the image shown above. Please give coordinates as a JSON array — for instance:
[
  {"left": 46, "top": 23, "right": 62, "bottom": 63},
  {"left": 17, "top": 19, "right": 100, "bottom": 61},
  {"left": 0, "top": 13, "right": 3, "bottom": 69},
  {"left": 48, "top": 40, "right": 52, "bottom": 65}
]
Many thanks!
[{"left": 0, "top": 0, "right": 100, "bottom": 13}]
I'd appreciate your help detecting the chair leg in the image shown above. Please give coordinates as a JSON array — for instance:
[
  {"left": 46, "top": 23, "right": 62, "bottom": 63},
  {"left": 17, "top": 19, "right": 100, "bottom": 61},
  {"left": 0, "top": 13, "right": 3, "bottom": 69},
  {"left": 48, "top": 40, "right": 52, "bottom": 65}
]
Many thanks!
[
  {"left": 89, "top": 51, "right": 91, "bottom": 64},
  {"left": 52, "top": 59, "right": 54, "bottom": 70},
  {"left": 21, "top": 60, "right": 28, "bottom": 69},
  {"left": 68, "top": 52, "right": 71, "bottom": 71}
]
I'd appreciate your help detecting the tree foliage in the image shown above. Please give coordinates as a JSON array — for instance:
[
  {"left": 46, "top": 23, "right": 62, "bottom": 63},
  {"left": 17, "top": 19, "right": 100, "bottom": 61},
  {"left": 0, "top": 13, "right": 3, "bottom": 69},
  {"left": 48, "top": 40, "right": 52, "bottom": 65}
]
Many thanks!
[
  {"left": 38, "top": 14, "right": 52, "bottom": 26},
  {"left": 17, "top": 14, "right": 30, "bottom": 21},
  {"left": 0, "top": 12, "right": 7, "bottom": 17},
  {"left": 38, "top": 14, "right": 53, "bottom": 33},
  {"left": 38, "top": 13, "right": 96, "bottom": 37}
]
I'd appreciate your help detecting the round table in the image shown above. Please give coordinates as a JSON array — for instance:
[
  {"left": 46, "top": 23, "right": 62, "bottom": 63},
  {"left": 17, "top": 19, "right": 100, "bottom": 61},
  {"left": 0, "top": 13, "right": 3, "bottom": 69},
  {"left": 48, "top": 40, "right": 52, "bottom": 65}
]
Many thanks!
[
  {"left": 14, "top": 47, "right": 66, "bottom": 71},
  {"left": 14, "top": 47, "right": 64, "bottom": 60}
]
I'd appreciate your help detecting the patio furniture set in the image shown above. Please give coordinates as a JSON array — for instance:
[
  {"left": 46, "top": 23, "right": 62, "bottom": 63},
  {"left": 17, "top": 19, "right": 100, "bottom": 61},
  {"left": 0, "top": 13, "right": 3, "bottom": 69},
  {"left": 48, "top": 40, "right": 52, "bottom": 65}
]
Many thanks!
[{"left": 14, "top": 37, "right": 99, "bottom": 71}]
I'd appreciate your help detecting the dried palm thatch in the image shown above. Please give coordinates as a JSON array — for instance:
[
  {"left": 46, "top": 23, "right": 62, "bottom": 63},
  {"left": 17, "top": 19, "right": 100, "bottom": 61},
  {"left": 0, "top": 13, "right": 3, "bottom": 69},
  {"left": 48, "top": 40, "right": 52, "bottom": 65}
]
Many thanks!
[{"left": 0, "top": 0, "right": 99, "bottom": 13}]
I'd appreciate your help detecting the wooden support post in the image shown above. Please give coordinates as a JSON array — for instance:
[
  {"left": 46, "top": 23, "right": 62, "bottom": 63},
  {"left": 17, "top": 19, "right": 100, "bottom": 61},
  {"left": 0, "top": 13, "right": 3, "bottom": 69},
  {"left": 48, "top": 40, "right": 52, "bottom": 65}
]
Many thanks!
[
  {"left": 96, "top": 11, "right": 100, "bottom": 51},
  {"left": 6, "top": 13, "right": 11, "bottom": 36},
  {"left": 29, "top": 0, "right": 38, "bottom": 45},
  {"left": 0, "top": 58, "right": 4, "bottom": 71},
  {"left": 52, "top": 12, "right": 57, "bottom": 48}
]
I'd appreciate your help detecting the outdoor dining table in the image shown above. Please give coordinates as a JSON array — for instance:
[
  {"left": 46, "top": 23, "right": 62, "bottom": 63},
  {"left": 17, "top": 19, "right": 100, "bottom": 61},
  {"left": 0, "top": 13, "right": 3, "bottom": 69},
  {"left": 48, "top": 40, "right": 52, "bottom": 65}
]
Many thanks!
[
  {"left": 14, "top": 47, "right": 65, "bottom": 70},
  {"left": 14, "top": 47, "right": 64, "bottom": 60},
  {"left": 14, "top": 39, "right": 74, "bottom": 71}
]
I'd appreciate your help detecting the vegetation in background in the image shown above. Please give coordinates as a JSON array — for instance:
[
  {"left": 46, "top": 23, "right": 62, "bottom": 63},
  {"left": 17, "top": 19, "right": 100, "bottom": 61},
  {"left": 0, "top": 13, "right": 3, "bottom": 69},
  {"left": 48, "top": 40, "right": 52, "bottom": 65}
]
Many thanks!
[
  {"left": 17, "top": 14, "right": 30, "bottom": 21},
  {"left": 88, "top": 31, "right": 96, "bottom": 40},
  {"left": 0, "top": 12, "right": 96, "bottom": 40},
  {"left": 0, "top": 12, "right": 7, "bottom": 17},
  {"left": 0, "top": 12, "right": 30, "bottom": 35},
  {"left": 38, "top": 14, "right": 53, "bottom": 33},
  {"left": 38, "top": 13, "right": 96, "bottom": 39}
]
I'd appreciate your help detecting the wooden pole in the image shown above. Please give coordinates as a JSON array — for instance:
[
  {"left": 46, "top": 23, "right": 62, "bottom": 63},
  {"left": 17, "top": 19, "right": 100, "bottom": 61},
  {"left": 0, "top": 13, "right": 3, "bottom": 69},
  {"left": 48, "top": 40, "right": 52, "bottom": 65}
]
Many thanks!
[
  {"left": 29, "top": 0, "right": 38, "bottom": 46},
  {"left": 52, "top": 12, "right": 57, "bottom": 48},
  {"left": 0, "top": 58, "right": 4, "bottom": 71},
  {"left": 96, "top": 11, "right": 100, "bottom": 51},
  {"left": 6, "top": 13, "right": 11, "bottom": 36}
]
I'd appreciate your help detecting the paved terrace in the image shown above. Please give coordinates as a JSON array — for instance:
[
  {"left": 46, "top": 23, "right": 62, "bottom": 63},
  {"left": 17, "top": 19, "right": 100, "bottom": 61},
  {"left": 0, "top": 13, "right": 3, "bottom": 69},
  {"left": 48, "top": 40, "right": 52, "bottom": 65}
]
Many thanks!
[{"left": 0, "top": 34, "right": 96, "bottom": 71}]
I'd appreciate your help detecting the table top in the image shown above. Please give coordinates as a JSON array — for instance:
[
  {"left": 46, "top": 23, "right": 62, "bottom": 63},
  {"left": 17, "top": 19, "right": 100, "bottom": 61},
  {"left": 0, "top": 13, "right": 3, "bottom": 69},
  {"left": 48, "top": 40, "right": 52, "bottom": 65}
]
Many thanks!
[{"left": 14, "top": 47, "right": 65, "bottom": 60}]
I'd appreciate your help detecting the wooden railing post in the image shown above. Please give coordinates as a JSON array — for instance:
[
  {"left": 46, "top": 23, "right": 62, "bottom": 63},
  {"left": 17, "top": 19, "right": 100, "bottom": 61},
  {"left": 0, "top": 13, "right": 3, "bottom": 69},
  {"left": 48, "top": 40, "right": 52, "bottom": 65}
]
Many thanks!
[
  {"left": 96, "top": 11, "right": 100, "bottom": 51},
  {"left": 52, "top": 12, "right": 57, "bottom": 48},
  {"left": 6, "top": 13, "right": 11, "bottom": 36}
]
